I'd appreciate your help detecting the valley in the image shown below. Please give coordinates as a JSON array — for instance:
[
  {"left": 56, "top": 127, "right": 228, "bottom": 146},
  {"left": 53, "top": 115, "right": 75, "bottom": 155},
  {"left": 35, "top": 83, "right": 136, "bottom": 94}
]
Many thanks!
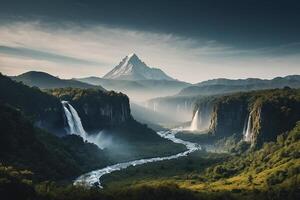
[
  {"left": 1, "top": 67, "right": 299, "bottom": 200},
  {"left": 1, "top": 1, "right": 300, "bottom": 199}
]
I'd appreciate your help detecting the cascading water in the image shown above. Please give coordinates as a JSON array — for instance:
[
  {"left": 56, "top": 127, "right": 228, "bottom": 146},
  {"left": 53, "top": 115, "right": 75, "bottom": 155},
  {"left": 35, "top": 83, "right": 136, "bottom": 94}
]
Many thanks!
[
  {"left": 62, "top": 101, "right": 107, "bottom": 149},
  {"left": 190, "top": 109, "right": 200, "bottom": 131},
  {"left": 62, "top": 101, "right": 88, "bottom": 140},
  {"left": 243, "top": 112, "right": 252, "bottom": 142}
]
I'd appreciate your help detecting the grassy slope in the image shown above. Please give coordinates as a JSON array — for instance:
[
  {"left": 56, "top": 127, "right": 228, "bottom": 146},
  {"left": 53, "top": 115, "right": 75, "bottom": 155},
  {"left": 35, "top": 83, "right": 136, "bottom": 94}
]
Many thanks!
[{"left": 99, "top": 122, "right": 300, "bottom": 198}]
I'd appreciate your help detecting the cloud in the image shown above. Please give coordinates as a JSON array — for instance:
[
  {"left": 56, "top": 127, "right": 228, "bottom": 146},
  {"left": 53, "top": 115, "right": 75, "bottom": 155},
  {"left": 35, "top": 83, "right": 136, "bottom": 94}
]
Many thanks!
[
  {"left": 0, "top": 21, "right": 299, "bottom": 82},
  {"left": 0, "top": 45, "right": 101, "bottom": 65}
]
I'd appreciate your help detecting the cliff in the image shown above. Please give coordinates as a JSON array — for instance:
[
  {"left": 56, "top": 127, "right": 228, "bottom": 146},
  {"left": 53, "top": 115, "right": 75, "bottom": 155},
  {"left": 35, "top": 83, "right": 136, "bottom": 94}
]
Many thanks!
[
  {"left": 209, "top": 88, "right": 300, "bottom": 146},
  {"left": 49, "top": 88, "right": 131, "bottom": 132},
  {"left": 192, "top": 96, "right": 219, "bottom": 131},
  {"left": 209, "top": 94, "right": 249, "bottom": 137},
  {"left": 249, "top": 88, "right": 300, "bottom": 146},
  {"left": 0, "top": 74, "right": 131, "bottom": 135}
]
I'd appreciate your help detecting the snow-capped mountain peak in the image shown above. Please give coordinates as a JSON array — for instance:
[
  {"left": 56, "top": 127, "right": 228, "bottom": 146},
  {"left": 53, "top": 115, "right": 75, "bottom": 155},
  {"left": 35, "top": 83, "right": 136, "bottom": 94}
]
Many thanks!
[{"left": 103, "top": 54, "right": 174, "bottom": 81}]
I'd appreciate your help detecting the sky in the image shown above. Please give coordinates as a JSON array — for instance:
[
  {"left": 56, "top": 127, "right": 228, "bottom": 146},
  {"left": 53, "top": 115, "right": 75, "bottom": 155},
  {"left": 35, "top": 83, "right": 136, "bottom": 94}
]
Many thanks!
[{"left": 0, "top": 0, "right": 299, "bottom": 83}]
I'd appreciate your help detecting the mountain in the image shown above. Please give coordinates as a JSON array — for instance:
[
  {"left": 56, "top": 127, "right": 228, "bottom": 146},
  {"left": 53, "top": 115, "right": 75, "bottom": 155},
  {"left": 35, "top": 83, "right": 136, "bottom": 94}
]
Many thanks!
[
  {"left": 103, "top": 53, "right": 174, "bottom": 81},
  {"left": 11, "top": 71, "right": 105, "bottom": 90},
  {"left": 178, "top": 75, "right": 300, "bottom": 96}
]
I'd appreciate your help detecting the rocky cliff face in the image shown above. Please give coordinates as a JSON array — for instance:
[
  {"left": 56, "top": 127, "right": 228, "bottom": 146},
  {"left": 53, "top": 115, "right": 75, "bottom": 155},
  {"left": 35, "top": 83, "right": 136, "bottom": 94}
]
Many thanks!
[
  {"left": 209, "top": 88, "right": 300, "bottom": 146},
  {"left": 192, "top": 96, "right": 218, "bottom": 131},
  {"left": 209, "top": 94, "right": 249, "bottom": 137},
  {"left": 50, "top": 88, "right": 131, "bottom": 132},
  {"left": 249, "top": 92, "right": 300, "bottom": 146}
]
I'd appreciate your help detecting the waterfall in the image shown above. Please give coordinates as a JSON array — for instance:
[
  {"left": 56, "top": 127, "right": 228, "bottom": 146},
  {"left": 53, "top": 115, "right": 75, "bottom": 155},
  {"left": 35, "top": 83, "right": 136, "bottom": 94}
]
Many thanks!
[
  {"left": 62, "top": 101, "right": 88, "bottom": 141},
  {"left": 190, "top": 109, "right": 200, "bottom": 131},
  {"left": 61, "top": 101, "right": 109, "bottom": 149},
  {"left": 243, "top": 113, "right": 252, "bottom": 142}
]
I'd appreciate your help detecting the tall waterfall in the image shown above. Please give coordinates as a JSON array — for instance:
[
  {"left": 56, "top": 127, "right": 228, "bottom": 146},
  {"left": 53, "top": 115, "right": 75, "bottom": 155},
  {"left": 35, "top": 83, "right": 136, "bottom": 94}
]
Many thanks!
[
  {"left": 190, "top": 109, "right": 200, "bottom": 131},
  {"left": 243, "top": 113, "right": 252, "bottom": 142},
  {"left": 62, "top": 101, "right": 88, "bottom": 141}
]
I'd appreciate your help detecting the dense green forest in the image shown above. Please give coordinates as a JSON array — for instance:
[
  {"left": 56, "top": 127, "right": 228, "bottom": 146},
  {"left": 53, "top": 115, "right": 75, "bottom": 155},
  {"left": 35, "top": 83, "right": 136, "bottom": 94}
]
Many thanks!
[
  {"left": 1, "top": 121, "right": 299, "bottom": 199},
  {"left": 96, "top": 122, "right": 300, "bottom": 199},
  {"left": 0, "top": 74, "right": 64, "bottom": 133},
  {"left": 0, "top": 103, "right": 110, "bottom": 181},
  {"left": 0, "top": 74, "right": 299, "bottom": 199}
]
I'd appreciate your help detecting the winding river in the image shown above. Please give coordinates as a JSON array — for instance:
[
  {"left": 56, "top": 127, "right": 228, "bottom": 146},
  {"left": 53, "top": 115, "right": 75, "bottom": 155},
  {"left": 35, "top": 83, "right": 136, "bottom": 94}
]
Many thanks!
[{"left": 74, "top": 128, "right": 201, "bottom": 188}]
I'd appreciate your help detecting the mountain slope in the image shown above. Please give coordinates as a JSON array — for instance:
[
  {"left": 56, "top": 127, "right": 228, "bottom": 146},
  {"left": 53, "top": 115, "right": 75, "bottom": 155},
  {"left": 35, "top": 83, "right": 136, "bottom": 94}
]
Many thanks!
[
  {"left": 179, "top": 75, "right": 300, "bottom": 96},
  {"left": 11, "top": 71, "right": 105, "bottom": 90},
  {"left": 0, "top": 103, "right": 109, "bottom": 181},
  {"left": 104, "top": 121, "right": 300, "bottom": 199},
  {"left": 0, "top": 73, "right": 65, "bottom": 134},
  {"left": 103, "top": 53, "right": 174, "bottom": 81},
  {"left": 196, "top": 75, "right": 300, "bottom": 87}
]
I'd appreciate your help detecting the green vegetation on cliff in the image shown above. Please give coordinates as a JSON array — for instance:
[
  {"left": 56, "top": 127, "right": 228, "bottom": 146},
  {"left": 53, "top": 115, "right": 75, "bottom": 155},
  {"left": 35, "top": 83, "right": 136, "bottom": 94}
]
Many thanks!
[
  {"left": 0, "top": 103, "right": 109, "bottom": 181},
  {"left": 92, "top": 121, "right": 300, "bottom": 200},
  {"left": 0, "top": 73, "right": 64, "bottom": 133},
  {"left": 49, "top": 87, "right": 131, "bottom": 131},
  {"left": 209, "top": 88, "right": 300, "bottom": 146},
  {"left": 2, "top": 118, "right": 298, "bottom": 200}
]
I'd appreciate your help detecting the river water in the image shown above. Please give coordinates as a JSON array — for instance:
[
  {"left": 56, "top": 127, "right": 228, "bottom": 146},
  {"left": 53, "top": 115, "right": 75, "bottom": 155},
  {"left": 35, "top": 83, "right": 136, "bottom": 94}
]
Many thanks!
[{"left": 74, "top": 128, "right": 201, "bottom": 188}]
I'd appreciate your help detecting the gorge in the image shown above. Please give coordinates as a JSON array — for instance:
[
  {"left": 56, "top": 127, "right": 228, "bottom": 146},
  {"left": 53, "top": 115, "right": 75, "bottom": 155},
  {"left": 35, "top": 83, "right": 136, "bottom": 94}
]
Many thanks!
[{"left": 1, "top": 73, "right": 300, "bottom": 200}]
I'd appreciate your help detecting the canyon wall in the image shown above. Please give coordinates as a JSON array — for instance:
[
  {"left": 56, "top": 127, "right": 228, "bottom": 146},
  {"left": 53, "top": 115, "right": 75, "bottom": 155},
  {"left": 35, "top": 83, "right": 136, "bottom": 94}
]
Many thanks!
[
  {"left": 209, "top": 88, "right": 300, "bottom": 146},
  {"left": 192, "top": 96, "right": 218, "bottom": 131},
  {"left": 50, "top": 88, "right": 131, "bottom": 132}
]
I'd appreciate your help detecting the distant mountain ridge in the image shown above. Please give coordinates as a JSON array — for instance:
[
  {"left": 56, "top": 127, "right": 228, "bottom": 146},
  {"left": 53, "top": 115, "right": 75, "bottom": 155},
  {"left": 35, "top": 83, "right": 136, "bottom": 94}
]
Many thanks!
[
  {"left": 178, "top": 75, "right": 300, "bottom": 96},
  {"left": 196, "top": 75, "right": 300, "bottom": 87},
  {"left": 77, "top": 76, "right": 191, "bottom": 101},
  {"left": 11, "top": 71, "right": 105, "bottom": 90},
  {"left": 103, "top": 53, "right": 174, "bottom": 81}
]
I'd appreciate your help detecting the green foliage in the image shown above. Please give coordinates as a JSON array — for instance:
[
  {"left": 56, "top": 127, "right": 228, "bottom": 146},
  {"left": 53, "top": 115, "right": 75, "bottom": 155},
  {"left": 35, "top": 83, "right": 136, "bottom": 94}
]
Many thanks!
[
  {"left": 0, "top": 163, "right": 37, "bottom": 200},
  {"left": 100, "top": 151, "right": 227, "bottom": 188},
  {"left": 209, "top": 88, "right": 300, "bottom": 146},
  {"left": 203, "top": 121, "right": 300, "bottom": 188},
  {"left": 49, "top": 87, "right": 127, "bottom": 102},
  {"left": 49, "top": 87, "right": 131, "bottom": 132},
  {"left": 0, "top": 73, "right": 64, "bottom": 130},
  {"left": 0, "top": 104, "right": 109, "bottom": 181},
  {"left": 49, "top": 87, "right": 186, "bottom": 162}
]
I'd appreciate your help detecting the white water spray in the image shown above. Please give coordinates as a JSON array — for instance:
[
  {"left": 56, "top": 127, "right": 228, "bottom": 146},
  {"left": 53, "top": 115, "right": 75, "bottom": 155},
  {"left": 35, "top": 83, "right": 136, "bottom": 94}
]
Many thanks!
[
  {"left": 243, "top": 113, "right": 252, "bottom": 142},
  {"left": 62, "top": 101, "right": 88, "bottom": 140},
  {"left": 62, "top": 101, "right": 107, "bottom": 148},
  {"left": 190, "top": 109, "right": 200, "bottom": 131}
]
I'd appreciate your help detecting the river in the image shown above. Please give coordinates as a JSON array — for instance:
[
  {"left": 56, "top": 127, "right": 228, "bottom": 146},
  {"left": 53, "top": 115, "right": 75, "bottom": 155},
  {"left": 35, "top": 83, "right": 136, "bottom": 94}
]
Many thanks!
[{"left": 74, "top": 128, "right": 200, "bottom": 188}]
